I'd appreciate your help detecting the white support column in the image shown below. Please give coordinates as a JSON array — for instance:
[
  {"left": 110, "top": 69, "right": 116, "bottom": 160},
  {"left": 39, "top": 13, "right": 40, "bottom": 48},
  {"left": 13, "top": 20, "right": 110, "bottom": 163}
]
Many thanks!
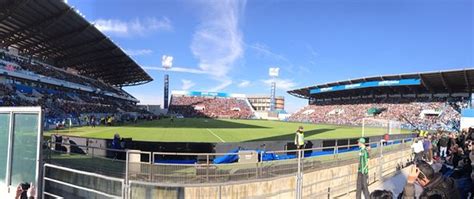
[{"left": 362, "top": 118, "right": 366, "bottom": 137}]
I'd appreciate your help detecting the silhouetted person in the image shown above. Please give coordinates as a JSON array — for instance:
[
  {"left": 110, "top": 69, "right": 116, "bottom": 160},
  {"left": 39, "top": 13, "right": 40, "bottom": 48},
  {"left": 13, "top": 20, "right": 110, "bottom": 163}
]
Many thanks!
[{"left": 370, "top": 190, "right": 393, "bottom": 199}]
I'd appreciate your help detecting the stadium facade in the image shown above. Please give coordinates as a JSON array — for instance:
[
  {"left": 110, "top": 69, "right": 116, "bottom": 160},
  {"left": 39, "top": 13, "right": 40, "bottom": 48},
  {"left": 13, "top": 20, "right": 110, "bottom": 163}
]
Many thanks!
[
  {"left": 288, "top": 68, "right": 474, "bottom": 131},
  {"left": 247, "top": 95, "right": 285, "bottom": 111}
]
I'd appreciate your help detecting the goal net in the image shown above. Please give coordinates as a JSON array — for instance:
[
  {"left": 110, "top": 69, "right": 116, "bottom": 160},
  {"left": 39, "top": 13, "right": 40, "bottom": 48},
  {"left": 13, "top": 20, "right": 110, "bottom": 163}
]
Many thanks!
[{"left": 362, "top": 118, "right": 402, "bottom": 137}]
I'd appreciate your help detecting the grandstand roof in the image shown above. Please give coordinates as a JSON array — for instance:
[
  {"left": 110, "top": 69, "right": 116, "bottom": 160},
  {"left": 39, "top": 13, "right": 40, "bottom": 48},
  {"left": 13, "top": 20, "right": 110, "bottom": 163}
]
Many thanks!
[
  {"left": 288, "top": 68, "right": 474, "bottom": 99},
  {"left": 0, "top": 0, "right": 153, "bottom": 86}
]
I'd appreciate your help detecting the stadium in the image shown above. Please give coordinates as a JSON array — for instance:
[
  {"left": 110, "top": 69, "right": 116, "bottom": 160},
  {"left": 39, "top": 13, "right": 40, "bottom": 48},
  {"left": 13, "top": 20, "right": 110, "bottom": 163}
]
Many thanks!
[
  {"left": 0, "top": 0, "right": 472, "bottom": 199},
  {"left": 288, "top": 69, "right": 472, "bottom": 132}
]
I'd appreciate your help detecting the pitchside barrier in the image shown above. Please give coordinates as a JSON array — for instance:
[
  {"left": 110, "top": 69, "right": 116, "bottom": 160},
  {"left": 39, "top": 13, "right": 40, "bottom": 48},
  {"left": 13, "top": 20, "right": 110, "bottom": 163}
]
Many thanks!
[
  {"left": 46, "top": 132, "right": 412, "bottom": 157},
  {"left": 42, "top": 137, "right": 414, "bottom": 198}
]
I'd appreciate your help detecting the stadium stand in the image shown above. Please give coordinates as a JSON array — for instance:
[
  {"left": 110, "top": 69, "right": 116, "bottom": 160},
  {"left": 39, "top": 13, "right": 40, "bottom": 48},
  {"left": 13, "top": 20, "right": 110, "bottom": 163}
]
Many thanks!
[
  {"left": 0, "top": 0, "right": 154, "bottom": 128},
  {"left": 288, "top": 69, "right": 474, "bottom": 132},
  {"left": 0, "top": 77, "right": 150, "bottom": 127},
  {"left": 289, "top": 97, "right": 466, "bottom": 131},
  {"left": 169, "top": 91, "right": 254, "bottom": 119}
]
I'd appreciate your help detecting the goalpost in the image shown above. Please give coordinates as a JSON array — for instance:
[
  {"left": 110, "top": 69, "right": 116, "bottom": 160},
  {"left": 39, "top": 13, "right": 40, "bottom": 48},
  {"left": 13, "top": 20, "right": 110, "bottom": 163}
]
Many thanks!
[{"left": 361, "top": 118, "right": 402, "bottom": 137}]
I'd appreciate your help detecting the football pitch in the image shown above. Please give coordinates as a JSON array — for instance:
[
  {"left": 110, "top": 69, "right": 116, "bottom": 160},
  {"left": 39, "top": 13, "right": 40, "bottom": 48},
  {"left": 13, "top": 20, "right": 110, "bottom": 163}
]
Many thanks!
[{"left": 46, "top": 118, "right": 409, "bottom": 143}]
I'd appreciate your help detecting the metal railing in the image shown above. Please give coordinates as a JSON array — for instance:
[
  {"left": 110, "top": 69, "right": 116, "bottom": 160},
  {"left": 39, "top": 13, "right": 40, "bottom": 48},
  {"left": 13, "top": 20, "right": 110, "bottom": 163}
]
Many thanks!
[
  {"left": 44, "top": 141, "right": 127, "bottom": 178},
  {"left": 42, "top": 137, "right": 414, "bottom": 198},
  {"left": 43, "top": 163, "right": 124, "bottom": 198}
]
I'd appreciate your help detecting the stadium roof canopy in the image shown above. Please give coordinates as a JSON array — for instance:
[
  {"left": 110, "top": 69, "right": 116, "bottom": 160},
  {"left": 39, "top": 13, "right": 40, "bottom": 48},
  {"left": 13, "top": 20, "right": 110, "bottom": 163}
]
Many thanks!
[
  {"left": 288, "top": 68, "right": 474, "bottom": 99},
  {"left": 0, "top": 0, "right": 153, "bottom": 86}
]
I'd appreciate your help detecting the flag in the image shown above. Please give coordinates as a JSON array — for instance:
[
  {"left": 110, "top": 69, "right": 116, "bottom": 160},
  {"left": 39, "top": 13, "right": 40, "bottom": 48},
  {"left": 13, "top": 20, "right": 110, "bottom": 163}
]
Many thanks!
[{"left": 5, "top": 64, "right": 15, "bottom": 71}]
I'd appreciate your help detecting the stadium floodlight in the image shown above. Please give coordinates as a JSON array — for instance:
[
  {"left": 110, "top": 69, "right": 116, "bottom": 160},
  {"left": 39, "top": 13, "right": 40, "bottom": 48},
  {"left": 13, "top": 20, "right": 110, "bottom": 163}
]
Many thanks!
[
  {"left": 269, "top": 67, "right": 280, "bottom": 78},
  {"left": 269, "top": 67, "right": 279, "bottom": 112},
  {"left": 162, "top": 55, "right": 173, "bottom": 109},
  {"left": 162, "top": 55, "right": 173, "bottom": 70}
]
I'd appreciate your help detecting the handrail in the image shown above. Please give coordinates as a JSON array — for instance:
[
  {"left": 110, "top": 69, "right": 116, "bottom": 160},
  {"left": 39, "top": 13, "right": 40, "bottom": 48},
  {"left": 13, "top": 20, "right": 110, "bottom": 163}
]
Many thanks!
[
  {"left": 48, "top": 141, "right": 127, "bottom": 153},
  {"left": 44, "top": 177, "right": 120, "bottom": 198},
  {"left": 47, "top": 137, "right": 413, "bottom": 157},
  {"left": 44, "top": 163, "right": 124, "bottom": 182},
  {"left": 43, "top": 192, "right": 64, "bottom": 199}
]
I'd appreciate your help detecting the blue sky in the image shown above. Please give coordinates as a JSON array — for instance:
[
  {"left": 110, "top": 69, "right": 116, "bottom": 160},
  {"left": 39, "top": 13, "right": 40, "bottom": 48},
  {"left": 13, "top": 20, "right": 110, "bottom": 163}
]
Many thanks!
[{"left": 67, "top": 0, "right": 473, "bottom": 112}]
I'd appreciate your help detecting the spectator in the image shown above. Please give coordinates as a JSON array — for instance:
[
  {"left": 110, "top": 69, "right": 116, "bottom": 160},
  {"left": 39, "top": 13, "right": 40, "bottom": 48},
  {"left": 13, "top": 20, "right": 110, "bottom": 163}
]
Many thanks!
[
  {"left": 294, "top": 126, "right": 305, "bottom": 149},
  {"left": 439, "top": 133, "right": 449, "bottom": 159},
  {"left": 447, "top": 146, "right": 463, "bottom": 168},
  {"left": 169, "top": 95, "right": 254, "bottom": 119},
  {"left": 412, "top": 138, "right": 424, "bottom": 162},
  {"left": 52, "top": 133, "right": 62, "bottom": 151},
  {"left": 431, "top": 134, "right": 439, "bottom": 158},
  {"left": 112, "top": 133, "right": 121, "bottom": 150},
  {"left": 288, "top": 97, "right": 466, "bottom": 132},
  {"left": 400, "top": 160, "right": 460, "bottom": 198},
  {"left": 468, "top": 127, "right": 474, "bottom": 140},
  {"left": 423, "top": 136, "right": 432, "bottom": 162},
  {"left": 356, "top": 137, "right": 370, "bottom": 199},
  {"left": 111, "top": 133, "right": 121, "bottom": 159},
  {"left": 14, "top": 182, "right": 35, "bottom": 199},
  {"left": 370, "top": 190, "right": 393, "bottom": 199},
  {"left": 383, "top": 133, "right": 390, "bottom": 146},
  {"left": 91, "top": 116, "right": 96, "bottom": 128}
]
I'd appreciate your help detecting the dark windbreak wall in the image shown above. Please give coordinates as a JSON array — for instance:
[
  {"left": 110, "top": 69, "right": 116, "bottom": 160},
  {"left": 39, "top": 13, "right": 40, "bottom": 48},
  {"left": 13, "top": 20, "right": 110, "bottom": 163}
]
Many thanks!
[{"left": 56, "top": 133, "right": 414, "bottom": 162}]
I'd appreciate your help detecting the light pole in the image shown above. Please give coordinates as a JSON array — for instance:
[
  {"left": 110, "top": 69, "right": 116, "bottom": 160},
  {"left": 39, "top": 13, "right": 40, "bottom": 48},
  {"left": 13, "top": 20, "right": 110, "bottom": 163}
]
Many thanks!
[
  {"left": 269, "top": 67, "right": 279, "bottom": 112},
  {"left": 162, "top": 55, "right": 173, "bottom": 109}
]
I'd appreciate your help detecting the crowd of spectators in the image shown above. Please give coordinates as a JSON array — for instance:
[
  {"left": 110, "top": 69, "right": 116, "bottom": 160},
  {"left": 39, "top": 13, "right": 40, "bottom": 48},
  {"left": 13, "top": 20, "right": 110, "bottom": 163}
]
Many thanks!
[
  {"left": 0, "top": 49, "right": 150, "bottom": 121},
  {"left": 371, "top": 129, "right": 474, "bottom": 198},
  {"left": 0, "top": 83, "right": 31, "bottom": 106},
  {"left": 169, "top": 96, "right": 254, "bottom": 119},
  {"left": 0, "top": 81, "right": 148, "bottom": 122},
  {"left": 0, "top": 50, "right": 128, "bottom": 96},
  {"left": 289, "top": 97, "right": 466, "bottom": 131}
]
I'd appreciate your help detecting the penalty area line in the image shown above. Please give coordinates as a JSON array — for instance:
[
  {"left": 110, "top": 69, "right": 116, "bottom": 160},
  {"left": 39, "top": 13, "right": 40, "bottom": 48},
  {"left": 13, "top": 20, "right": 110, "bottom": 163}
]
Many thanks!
[{"left": 206, "top": 128, "right": 225, "bottom": 143}]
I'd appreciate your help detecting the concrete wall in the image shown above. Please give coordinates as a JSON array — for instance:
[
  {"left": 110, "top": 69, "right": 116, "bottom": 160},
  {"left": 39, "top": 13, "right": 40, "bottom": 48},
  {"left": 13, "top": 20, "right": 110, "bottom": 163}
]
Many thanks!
[
  {"left": 181, "top": 145, "right": 412, "bottom": 199},
  {"left": 184, "top": 175, "right": 297, "bottom": 199},
  {"left": 301, "top": 147, "right": 411, "bottom": 198}
]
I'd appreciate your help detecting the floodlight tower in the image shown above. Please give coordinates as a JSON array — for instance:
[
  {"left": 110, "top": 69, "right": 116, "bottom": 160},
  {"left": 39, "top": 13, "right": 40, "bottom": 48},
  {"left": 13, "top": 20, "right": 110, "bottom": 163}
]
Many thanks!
[
  {"left": 162, "top": 55, "right": 173, "bottom": 109},
  {"left": 269, "top": 67, "right": 280, "bottom": 112}
]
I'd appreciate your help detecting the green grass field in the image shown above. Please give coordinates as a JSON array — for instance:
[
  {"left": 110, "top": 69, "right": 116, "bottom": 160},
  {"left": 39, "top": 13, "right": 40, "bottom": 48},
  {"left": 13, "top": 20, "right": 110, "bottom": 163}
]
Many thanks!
[{"left": 46, "top": 118, "right": 409, "bottom": 143}]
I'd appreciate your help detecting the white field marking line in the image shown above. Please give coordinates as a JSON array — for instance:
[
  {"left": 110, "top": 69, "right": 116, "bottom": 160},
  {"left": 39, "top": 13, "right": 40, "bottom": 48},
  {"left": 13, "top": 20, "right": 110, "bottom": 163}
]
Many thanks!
[
  {"left": 77, "top": 126, "right": 122, "bottom": 137},
  {"left": 206, "top": 128, "right": 225, "bottom": 143}
]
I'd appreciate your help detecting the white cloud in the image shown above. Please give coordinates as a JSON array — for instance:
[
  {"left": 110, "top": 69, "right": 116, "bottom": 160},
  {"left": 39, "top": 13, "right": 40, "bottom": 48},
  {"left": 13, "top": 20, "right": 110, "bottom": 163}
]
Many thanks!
[
  {"left": 94, "top": 19, "right": 128, "bottom": 33},
  {"left": 262, "top": 78, "right": 298, "bottom": 91},
  {"left": 190, "top": 0, "right": 246, "bottom": 91},
  {"left": 93, "top": 17, "right": 172, "bottom": 36},
  {"left": 237, "top": 80, "right": 251, "bottom": 88},
  {"left": 249, "top": 42, "right": 296, "bottom": 74},
  {"left": 143, "top": 66, "right": 208, "bottom": 74},
  {"left": 249, "top": 43, "right": 289, "bottom": 63},
  {"left": 209, "top": 79, "right": 232, "bottom": 92},
  {"left": 125, "top": 49, "right": 153, "bottom": 56},
  {"left": 181, "top": 79, "right": 196, "bottom": 90}
]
